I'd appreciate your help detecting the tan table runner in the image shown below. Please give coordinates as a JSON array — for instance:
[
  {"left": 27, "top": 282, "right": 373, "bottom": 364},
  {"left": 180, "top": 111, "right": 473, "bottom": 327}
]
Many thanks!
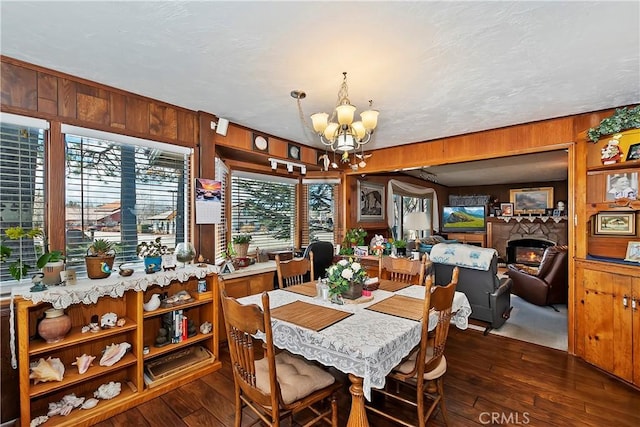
[
  {"left": 284, "top": 282, "right": 318, "bottom": 298},
  {"left": 365, "top": 295, "right": 424, "bottom": 321},
  {"left": 271, "top": 300, "right": 352, "bottom": 331},
  {"left": 377, "top": 279, "right": 412, "bottom": 292}
]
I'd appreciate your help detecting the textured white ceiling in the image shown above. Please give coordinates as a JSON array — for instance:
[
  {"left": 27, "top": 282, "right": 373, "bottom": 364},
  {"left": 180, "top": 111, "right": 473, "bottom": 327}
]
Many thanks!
[{"left": 1, "top": 1, "right": 638, "bottom": 185}]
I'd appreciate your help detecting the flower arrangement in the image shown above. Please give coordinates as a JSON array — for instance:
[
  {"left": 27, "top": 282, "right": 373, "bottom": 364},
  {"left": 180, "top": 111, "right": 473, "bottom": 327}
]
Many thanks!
[
  {"left": 326, "top": 258, "right": 368, "bottom": 297},
  {"left": 136, "top": 237, "right": 170, "bottom": 258}
]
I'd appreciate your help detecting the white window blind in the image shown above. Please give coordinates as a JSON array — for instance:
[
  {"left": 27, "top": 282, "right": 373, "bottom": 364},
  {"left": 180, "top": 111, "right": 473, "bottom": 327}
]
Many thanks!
[
  {"left": 306, "top": 183, "right": 336, "bottom": 244},
  {"left": 64, "top": 130, "right": 191, "bottom": 276},
  {"left": 214, "top": 157, "right": 228, "bottom": 264},
  {"left": 0, "top": 119, "right": 46, "bottom": 291},
  {"left": 231, "top": 172, "right": 296, "bottom": 252}
]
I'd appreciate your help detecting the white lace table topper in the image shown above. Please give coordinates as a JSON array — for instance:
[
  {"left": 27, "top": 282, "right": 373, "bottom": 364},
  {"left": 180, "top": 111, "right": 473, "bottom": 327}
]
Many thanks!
[{"left": 238, "top": 286, "right": 471, "bottom": 400}]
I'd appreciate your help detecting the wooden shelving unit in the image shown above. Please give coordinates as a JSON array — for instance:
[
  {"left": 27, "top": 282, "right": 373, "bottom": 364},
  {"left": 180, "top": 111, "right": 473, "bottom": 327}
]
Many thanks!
[{"left": 15, "top": 273, "right": 221, "bottom": 427}]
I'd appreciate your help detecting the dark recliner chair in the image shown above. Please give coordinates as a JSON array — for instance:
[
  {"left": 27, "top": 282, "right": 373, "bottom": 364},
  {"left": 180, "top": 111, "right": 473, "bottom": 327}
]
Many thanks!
[
  {"left": 431, "top": 243, "right": 512, "bottom": 334},
  {"left": 303, "top": 241, "right": 334, "bottom": 280},
  {"left": 506, "top": 245, "right": 568, "bottom": 307}
]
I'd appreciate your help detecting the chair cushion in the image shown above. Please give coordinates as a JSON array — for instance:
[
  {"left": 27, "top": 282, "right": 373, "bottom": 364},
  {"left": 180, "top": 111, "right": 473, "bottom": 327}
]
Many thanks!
[
  {"left": 394, "top": 348, "right": 447, "bottom": 380},
  {"left": 255, "top": 352, "right": 335, "bottom": 404}
]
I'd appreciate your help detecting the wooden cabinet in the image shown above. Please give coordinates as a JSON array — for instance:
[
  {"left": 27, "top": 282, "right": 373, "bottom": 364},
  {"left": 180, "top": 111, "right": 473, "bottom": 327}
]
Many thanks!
[
  {"left": 575, "top": 260, "right": 640, "bottom": 386},
  {"left": 445, "top": 232, "right": 486, "bottom": 247},
  {"left": 15, "top": 273, "right": 221, "bottom": 426},
  {"left": 574, "top": 128, "right": 640, "bottom": 387}
]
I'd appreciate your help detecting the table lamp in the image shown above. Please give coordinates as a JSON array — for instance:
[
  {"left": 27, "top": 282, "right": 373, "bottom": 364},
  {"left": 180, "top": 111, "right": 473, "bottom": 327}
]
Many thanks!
[{"left": 404, "top": 211, "right": 429, "bottom": 249}]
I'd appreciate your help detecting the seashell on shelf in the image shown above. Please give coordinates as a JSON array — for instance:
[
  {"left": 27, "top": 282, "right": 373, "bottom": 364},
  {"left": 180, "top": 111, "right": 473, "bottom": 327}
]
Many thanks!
[
  {"left": 99, "top": 342, "right": 131, "bottom": 367},
  {"left": 200, "top": 321, "right": 212, "bottom": 334},
  {"left": 47, "top": 393, "right": 84, "bottom": 417},
  {"left": 30, "top": 415, "right": 49, "bottom": 427},
  {"left": 81, "top": 398, "right": 99, "bottom": 410},
  {"left": 94, "top": 381, "right": 121, "bottom": 400},
  {"left": 72, "top": 353, "right": 96, "bottom": 374},
  {"left": 29, "top": 357, "right": 65, "bottom": 384},
  {"left": 100, "top": 312, "right": 118, "bottom": 328}
]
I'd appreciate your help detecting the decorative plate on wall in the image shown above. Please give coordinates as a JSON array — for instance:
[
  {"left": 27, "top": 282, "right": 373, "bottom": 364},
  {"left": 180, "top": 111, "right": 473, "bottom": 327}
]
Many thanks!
[
  {"left": 253, "top": 134, "right": 269, "bottom": 152},
  {"left": 288, "top": 143, "right": 300, "bottom": 160}
]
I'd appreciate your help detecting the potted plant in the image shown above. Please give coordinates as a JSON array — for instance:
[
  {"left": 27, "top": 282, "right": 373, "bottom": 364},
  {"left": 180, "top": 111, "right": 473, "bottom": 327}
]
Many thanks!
[
  {"left": 232, "top": 234, "right": 252, "bottom": 258},
  {"left": 393, "top": 239, "right": 407, "bottom": 256},
  {"left": 85, "top": 238, "right": 116, "bottom": 279},
  {"left": 339, "top": 228, "right": 367, "bottom": 255},
  {"left": 2, "top": 227, "right": 65, "bottom": 284},
  {"left": 136, "top": 237, "right": 169, "bottom": 273}
]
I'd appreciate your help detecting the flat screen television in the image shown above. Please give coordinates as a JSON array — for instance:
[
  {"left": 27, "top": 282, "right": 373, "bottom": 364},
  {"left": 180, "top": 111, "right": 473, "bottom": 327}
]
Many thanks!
[{"left": 441, "top": 205, "right": 486, "bottom": 233}]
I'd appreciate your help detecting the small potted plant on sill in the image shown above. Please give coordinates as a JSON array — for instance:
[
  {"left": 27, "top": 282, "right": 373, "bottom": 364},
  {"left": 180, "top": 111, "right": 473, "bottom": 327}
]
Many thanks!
[
  {"left": 85, "top": 238, "right": 116, "bottom": 279},
  {"left": 393, "top": 239, "right": 407, "bottom": 256},
  {"left": 2, "top": 227, "right": 65, "bottom": 285},
  {"left": 232, "top": 234, "right": 252, "bottom": 258},
  {"left": 136, "top": 237, "right": 170, "bottom": 273}
]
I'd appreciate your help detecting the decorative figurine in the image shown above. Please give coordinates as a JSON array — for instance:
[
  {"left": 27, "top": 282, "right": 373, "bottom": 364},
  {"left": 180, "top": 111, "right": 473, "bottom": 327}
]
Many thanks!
[{"left": 30, "top": 273, "right": 47, "bottom": 292}]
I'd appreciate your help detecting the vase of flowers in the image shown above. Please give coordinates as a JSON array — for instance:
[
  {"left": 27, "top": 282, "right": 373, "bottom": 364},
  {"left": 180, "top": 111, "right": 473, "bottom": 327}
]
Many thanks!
[{"left": 326, "top": 258, "right": 367, "bottom": 300}]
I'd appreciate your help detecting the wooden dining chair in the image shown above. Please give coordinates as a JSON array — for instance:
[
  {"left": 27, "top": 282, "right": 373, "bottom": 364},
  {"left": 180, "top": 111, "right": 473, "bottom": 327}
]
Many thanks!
[
  {"left": 219, "top": 280, "right": 341, "bottom": 427},
  {"left": 380, "top": 254, "right": 427, "bottom": 285},
  {"left": 275, "top": 252, "right": 314, "bottom": 288},
  {"left": 366, "top": 267, "right": 459, "bottom": 427}
]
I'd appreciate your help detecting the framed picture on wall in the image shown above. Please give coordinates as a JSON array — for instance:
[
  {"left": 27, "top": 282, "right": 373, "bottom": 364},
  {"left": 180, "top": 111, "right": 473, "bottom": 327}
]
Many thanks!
[
  {"left": 510, "top": 187, "right": 554, "bottom": 215},
  {"left": 594, "top": 212, "right": 636, "bottom": 236},
  {"left": 357, "top": 181, "right": 385, "bottom": 222},
  {"left": 626, "top": 143, "right": 640, "bottom": 161},
  {"left": 605, "top": 172, "right": 638, "bottom": 201}
]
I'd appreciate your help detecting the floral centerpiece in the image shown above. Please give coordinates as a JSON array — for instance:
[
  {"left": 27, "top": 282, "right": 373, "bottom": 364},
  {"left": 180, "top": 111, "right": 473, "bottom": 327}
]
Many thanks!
[{"left": 326, "top": 258, "right": 368, "bottom": 300}]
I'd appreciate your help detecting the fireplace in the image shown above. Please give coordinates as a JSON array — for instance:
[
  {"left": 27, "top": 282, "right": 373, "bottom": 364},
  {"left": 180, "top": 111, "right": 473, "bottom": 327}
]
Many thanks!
[{"left": 507, "top": 238, "right": 555, "bottom": 266}]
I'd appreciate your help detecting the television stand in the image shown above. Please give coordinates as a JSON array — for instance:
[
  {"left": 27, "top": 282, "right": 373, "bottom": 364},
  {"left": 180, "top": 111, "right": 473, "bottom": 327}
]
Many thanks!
[{"left": 445, "top": 232, "right": 486, "bottom": 247}]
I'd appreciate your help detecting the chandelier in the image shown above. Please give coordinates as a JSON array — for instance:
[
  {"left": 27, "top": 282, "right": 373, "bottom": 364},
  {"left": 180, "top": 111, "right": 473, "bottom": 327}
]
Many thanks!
[{"left": 292, "top": 72, "right": 379, "bottom": 154}]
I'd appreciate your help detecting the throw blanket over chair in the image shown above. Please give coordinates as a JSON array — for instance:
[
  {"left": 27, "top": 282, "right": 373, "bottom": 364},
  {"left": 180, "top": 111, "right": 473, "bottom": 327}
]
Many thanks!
[
  {"left": 430, "top": 243, "right": 512, "bottom": 333},
  {"left": 506, "top": 245, "right": 568, "bottom": 307}
]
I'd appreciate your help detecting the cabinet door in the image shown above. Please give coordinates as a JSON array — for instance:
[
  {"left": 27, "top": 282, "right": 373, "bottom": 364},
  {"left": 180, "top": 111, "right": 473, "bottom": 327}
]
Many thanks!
[
  {"left": 583, "top": 269, "right": 633, "bottom": 382},
  {"left": 633, "top": 277, "right": 640, "bottom": 386}
]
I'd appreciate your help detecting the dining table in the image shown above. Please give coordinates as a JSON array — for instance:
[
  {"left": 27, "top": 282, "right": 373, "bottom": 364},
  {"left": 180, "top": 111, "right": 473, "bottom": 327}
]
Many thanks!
[{"left": 237, "top": 279, "right": 472, "bottom": 427}]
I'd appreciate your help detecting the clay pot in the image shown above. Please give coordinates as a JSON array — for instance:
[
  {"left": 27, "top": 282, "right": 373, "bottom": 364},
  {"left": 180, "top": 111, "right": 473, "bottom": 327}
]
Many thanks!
[
  {"left": 42, "top": 261, "right": 65, "bottom": 285},
  {"left": 38, "top": 308, "right": 72, "bottom": 343}
]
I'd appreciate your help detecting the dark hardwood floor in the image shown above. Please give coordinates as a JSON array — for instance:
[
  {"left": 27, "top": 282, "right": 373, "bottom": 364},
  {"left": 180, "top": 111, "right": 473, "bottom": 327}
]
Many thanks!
[{"left": 94, "top": 329, "right": 640, "bottom": 426}]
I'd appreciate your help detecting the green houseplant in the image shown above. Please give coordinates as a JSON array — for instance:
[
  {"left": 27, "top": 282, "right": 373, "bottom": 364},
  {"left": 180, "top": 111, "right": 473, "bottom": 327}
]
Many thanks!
[
  {"left": 2, "top": 227, "right": 64, "bottom": 282},
  {"left": 587, "top": 105, "right": 640, "bottom": 142},
  {"left": 393, "top": 239, "right": 407, "bottom": 256},
  {"left": 339, "top": 228, "right": 367, "bottom": 255},
  {"left": 232, "top": 234, "right": 252, "bottom": 258},
  {"left": 136, "top": 237, "right": 169, "bottom": 273},
  {"left": 85, "top": 238, "right": 116, "bottom": 279}
]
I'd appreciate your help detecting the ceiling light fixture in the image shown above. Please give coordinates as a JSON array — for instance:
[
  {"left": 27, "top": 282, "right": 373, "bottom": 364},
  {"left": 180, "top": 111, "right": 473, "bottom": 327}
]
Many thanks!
[{"left": 292, "top": 72, "right": 379, "bottom": 169}]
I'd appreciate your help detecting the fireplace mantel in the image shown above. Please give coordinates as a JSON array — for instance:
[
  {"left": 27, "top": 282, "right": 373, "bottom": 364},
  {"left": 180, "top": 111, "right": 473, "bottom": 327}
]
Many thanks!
[{"left": 487, "top": 217, "right": 568, "bottom": 262}]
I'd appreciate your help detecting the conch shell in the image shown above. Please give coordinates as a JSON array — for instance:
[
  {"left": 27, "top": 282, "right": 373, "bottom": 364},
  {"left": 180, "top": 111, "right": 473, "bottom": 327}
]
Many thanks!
[
  {"left": 72, "top": 353, "right": 96, "bottom": 374},
  {"left": 99, "top": 342, "right": 131, "bottom": 367},
  {"left": 30, "top": 357, "right": 65, "bottom": 384}
]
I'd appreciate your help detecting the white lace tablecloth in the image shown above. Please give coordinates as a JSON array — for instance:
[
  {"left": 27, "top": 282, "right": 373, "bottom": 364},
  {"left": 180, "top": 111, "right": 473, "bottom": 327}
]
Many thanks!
[
  {"left": 9, "top": 264, "right": 218, "bottom": 369},
  {"left": 238, "top": 286, "right": 471, "bottom": 400}
]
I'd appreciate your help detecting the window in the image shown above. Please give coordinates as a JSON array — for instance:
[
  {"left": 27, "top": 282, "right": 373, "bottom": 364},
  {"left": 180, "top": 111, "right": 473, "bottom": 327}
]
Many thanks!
[
  {"left": 231, "top": 171, "right": 296, "bottom": 252},
  {"left": 214, "top": 157, "right": 228, "bottom": 264},
  {"left": 394, "top": 194, "right": 433, "bottom": 240},
  {"left": 305, "top": 183, "right": 336, "bottom": 244},
  {"left": 62, "top": 125, "right": 192, "bottom": 276},
  {"left": 0, "top": 114, "right": 47, "bottom": 291}
]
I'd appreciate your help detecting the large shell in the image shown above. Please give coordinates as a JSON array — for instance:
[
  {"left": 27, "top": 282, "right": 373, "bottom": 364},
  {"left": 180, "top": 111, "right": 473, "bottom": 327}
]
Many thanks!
[
  {"left": 81, "top": 398, "right": 99, "bottom": 410},
  {"left": 99, "top": 342, "right": 131, "bottom": 367},
  {"left": 29, "top": 357, "right": 65, "bottom": 384},
  {"left": 72, "top": 353, "right": 96, "bottom": 374},
  {"left": 93, "top": 381, "right": 121, "bottom": 400}
]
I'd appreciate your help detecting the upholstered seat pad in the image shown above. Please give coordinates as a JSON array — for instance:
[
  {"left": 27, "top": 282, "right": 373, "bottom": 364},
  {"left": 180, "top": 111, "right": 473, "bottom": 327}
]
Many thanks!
[
  {"left": 255, "top": 351, "right": 335, "bottom": 404},
  {"left": 394, "top": 348, "right": 447, "bottom": 380}
]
